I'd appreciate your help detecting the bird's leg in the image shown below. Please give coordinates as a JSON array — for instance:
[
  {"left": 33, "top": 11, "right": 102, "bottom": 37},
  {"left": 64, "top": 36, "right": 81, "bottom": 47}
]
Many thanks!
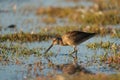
[
  {"left": 74, "top": 46, "right": 78, "bottom": 60},
  {"left": 69, "top": 46, "right": 78, "bottom": 60}
]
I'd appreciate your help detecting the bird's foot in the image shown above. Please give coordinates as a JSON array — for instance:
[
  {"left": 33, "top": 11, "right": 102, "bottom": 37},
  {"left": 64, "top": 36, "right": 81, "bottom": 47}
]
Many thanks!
[
  {"left": 69, "top": 50, "right": 78, "bottom": 59},
  {"left": 70, "top": 51, "right": 76, "bottom": 55},
  {"left": 69, "top": 54, "right": 75, "bottom": 58}
]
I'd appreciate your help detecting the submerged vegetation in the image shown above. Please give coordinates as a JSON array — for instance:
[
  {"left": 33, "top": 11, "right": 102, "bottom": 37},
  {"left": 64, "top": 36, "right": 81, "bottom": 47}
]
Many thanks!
[
  {"left": 36, "top": 7, "right": 120, "bottom": 25},
  {"left": 0, "top": 25, "right": 120, "bottom": 42},
  {"left": 0, "top": 31, "right": 59, "bottom": 42},
  {"left": 87, "top": 41, "right": 120, "bottom": 70},
  {"left": 36, "top": 1, "right": 120, "bottom": 25},
  {"left": 0, "top": 43, "right": 42, "bottom": 56}
]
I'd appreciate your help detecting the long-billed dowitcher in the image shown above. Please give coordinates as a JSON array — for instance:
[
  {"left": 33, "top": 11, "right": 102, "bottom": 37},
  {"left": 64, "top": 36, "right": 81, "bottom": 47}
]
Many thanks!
[{"left": 44, "top": 31, "right": 96, "bottom": 59}]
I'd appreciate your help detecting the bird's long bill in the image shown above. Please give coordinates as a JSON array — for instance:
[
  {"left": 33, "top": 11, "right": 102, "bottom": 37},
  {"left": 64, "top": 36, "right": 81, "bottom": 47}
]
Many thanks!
[{"left": 44, "top": 44, "right": 53, "bottom": 54}]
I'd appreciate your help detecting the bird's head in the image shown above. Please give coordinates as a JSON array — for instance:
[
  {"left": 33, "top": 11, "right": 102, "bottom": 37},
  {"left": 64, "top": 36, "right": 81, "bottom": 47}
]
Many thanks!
[{"left": 52, "top": 37, "right": 62, "bottom": 45}]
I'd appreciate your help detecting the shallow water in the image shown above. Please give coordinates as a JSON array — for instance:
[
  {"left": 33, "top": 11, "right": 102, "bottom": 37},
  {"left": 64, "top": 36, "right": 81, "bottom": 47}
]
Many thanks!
[
  {"left": 0, "top": 0, "right": 93, "bottom": 34},
  {"left": 0, "top": 35, "right": 119, "bottom": 80},
  {"left": 0, "top": 0, "right": 120, "bottom": 80}
]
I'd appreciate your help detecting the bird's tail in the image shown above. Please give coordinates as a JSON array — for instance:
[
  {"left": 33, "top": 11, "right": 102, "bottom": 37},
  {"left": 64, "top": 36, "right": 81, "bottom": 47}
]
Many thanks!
[{"left": 90, "top": 33, "right": 97, "bottom": 37}]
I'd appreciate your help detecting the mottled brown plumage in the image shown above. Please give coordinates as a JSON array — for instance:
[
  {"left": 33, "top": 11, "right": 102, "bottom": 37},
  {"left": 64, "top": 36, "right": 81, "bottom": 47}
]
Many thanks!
[
  {"left": 61, "top": 31, "right": 96, "bottom": 46},
  {"left": 44, "top": 31, "right": 96, "bottom": 58}
]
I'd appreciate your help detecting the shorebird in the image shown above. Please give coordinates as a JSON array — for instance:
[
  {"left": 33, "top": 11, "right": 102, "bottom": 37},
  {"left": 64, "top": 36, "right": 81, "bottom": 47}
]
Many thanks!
[{"left": 44, "top": 31, "right": 96, "bottom": 59}]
